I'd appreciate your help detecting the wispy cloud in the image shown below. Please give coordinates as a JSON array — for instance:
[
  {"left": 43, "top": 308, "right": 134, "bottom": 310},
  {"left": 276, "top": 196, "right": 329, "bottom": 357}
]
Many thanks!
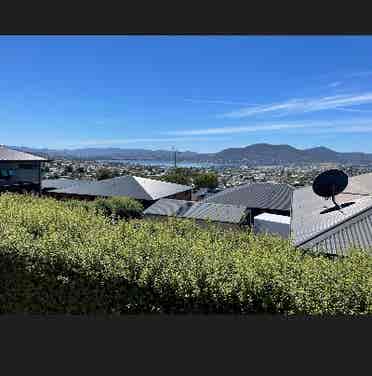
[
  {"left": 219, "top": 93, "right": 372, "bottom": 119},
  {"left": 167, "top": 123, "right": 310, "bottom": 136},
  {"left": 334, "top": 107, "right": 372, "bottom": 114},
  {"left": 167, "top": 118, "right": 372, "bottom": 136},
  {"left": 60, "top": 136, "right": 219, "bottom": 148},
  {"left": 302, "top": 125, "right": 372, "bottom": 134}
]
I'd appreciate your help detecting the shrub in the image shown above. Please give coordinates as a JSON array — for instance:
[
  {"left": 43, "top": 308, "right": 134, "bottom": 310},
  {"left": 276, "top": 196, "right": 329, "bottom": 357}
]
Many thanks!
[
  {"left": 163, "top": 168, "right": 192, "bottom": 185},
  {"left": 92, "top": 197, "right": 143, "bottom": 220},
  {"left": 0, "top": 193, "right": 370, "bottom": 315},
  {"left": 96, "top": 168, "right": 115, "bottom": 181},
  {"left": 193, "top": 172, "right": 219, "bottom": 190},
  {"left": 60, "top": 199, "right": 94, "bottom": 212}
]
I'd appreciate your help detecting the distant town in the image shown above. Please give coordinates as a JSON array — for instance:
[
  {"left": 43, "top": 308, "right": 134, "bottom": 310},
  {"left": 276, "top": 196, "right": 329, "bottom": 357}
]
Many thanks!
[{"left": 42, "top": 158, "right": 372, "bottom": 189}]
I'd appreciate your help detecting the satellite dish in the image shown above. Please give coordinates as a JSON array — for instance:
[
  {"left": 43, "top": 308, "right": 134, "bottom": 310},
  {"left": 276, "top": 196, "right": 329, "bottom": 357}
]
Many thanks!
[{"left": 312, "top": 169, "right": 348, "bottom": 209}]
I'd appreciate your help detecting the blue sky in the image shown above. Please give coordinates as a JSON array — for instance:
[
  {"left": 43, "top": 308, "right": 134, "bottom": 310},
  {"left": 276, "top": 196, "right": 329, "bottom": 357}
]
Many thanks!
[{"left": 2, "top": 36, "right": 372, "bottom": 152}]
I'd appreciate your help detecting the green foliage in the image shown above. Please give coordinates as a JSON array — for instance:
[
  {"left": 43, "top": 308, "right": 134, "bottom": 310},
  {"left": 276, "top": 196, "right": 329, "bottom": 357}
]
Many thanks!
[
  {"left": 0, "top": 193, "right": 371, "bottom": 315},
  {"left": 93, "top": 197, "right": 143, "bottom": 220},
  {"left": 96, "top": 168, "right": 114, "bottom": 181},
  {"left": 60, "top": 199, "right": 94, "bottom": 212},
  {"left": 193, "top": 172, "right": 219, "bottom": 189},
  {"left": 163, "top": 168, "right": 193, "bottom": 185},
  {"left": 163, "top": 168, "right": 218, "bottom": 189}
]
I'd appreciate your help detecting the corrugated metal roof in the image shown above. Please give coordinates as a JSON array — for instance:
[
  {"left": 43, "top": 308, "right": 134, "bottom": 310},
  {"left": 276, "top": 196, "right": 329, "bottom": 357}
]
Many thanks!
[
  {"left": 291, "top": 172, "right": 372, "bottom": 255},
  {"left": 300, "top": 206, "right": 372, "bottom": 255},
  {"left": 45, "top": 176, "right": 191, "bottom": 201},
  {"left": 181, "top": 202, "right": 248, "bottom": 224},
  {"left": 343, "top": 172, "right": 372, "bottom": 195},
  {"left": 144, "top": 198, "right": 248, "bottom": 224},
  {"left": 42, "top": 178, "right": 83, "bottom": 190},
  {"left": 131, "top": 176, "right": 191, "bottom": 200},
  {"left": 143, "top": 199, "right": 190, "bottom": 216},
  {"left": 203, "top": 182, "right": 293, "bottom": 211},
  {"left": 0, "top": 146, "right": 47, "bottom": 161}
]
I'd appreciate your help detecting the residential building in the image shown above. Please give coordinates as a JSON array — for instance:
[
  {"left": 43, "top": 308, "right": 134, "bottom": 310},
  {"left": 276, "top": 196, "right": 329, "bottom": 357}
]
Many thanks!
[
  {"left": 290, "top": 172, "right": 372, "bottom": 256},
  {"left": 42, "top": 175, "right": 192, "bottom": 208},
  {"left": 202, "top": 182, "right": 294, "bottom": 220},
  {"left": 144, "top": 198, "right": 249, "bottom": 230},
  {"left": 0, "top": 145, "right": 47, "bottom": 193}
]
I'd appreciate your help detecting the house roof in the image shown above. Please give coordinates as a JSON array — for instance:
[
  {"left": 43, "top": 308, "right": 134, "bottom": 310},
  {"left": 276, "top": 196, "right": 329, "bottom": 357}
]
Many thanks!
[
  {"left": 144, "top": 198, "right": 249, "bottom": 224},
  {"left": 291, "top": 172, "right": 372, "bottom": 255},
  {"left": 44, "top": 176, "right": 192, "bottom": 201},
  {"left": 298, "top": 205, "right": 372, "bottom": 256},
  {"left": 0, "top": 145, "right": 47, "bottom": 161},
  {"left": 143, "top": 198, "right": 190, "bottom": 216},
  {"left": 42, "top": 178, "right": 83, "bottom": 190},
  {"left": 202, "top": 182, "right": 293, "bottom": 211}
]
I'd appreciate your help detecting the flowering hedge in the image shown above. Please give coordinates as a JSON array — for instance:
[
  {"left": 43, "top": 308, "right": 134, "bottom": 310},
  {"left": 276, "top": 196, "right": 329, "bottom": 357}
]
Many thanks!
[{"left": 0, "top": 193, "right": 370, "bottom": 315}]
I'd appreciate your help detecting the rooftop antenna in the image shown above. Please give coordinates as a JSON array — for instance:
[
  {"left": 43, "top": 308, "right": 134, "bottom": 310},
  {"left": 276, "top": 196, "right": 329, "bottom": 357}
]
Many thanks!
[{"left": 312, "top": 169, "right": 349, "bottom": 210}]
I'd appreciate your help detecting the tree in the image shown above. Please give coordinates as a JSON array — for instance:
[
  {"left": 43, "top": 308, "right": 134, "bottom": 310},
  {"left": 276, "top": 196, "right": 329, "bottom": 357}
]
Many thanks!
[
  {"left": 96, "top": 168, "right": 114, "bottom": 181},
  {"left": 193, "top": 172, "right": 219, "bottom": 190},
  {"left": 163, "top": 168, "right": 192, "bottom": 185}
]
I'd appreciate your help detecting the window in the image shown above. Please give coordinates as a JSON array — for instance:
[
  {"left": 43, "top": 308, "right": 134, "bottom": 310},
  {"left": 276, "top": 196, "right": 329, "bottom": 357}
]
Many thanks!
[
  {"left": 0, "top": 169, "right": 10, "bottom": 179},
  {"left": 0, "top": 169, "right": 16, "bottom": 179}
]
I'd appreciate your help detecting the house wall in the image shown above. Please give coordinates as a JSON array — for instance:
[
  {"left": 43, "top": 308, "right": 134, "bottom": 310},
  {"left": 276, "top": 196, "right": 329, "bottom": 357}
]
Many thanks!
[
  {"left": 250, "top": 208, "right": 290, "bottom": 224},
  {"left": 0, "top": 161, "right": 41, "bottom": 190},
  {"left": 165, "top": 189, "right": 192, "bottom": 201}
]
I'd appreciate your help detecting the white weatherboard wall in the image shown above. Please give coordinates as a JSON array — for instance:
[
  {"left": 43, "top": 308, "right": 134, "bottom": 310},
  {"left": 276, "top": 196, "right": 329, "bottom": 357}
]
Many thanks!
[{"left": 253, "top": 212, "right": 290, "bottom": 238}]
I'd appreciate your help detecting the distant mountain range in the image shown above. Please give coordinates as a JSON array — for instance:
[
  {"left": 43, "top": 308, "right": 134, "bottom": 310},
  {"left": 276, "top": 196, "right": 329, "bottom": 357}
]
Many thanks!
[{"left": 8, "top": 143, "right": 372, "bottom": 166}]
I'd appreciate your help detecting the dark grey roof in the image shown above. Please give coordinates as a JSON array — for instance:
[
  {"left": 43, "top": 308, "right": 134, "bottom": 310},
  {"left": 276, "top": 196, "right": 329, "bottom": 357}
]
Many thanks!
[
  {"left": 144, "top": 198, "right": 248, "bottom": 224},
  {"left": 143, "top": 199, "right": 190, "bottom": 216},
  {"left": 42, "top": 178, "right": 83, "bottom": 190},
  {"left": 203, "top": 182, "right": 293, "bottom": 211},
  {"left": 181, "top": 202, "right": 248, "bottom": 224},
  {"left": 291, "top": 172, "right": 372, "bottom": 255},
  {"left": 0, "top": 146, "right": 47, "bottom": 161},
  {"left": 45, "top": 176, "right": 191, "bottom": 201}
]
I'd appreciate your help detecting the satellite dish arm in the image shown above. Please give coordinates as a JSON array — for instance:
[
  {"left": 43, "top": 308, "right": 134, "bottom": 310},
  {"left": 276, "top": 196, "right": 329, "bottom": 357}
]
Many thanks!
[{"left": 331, "top": 184, "right": 340, "bottom": 209}]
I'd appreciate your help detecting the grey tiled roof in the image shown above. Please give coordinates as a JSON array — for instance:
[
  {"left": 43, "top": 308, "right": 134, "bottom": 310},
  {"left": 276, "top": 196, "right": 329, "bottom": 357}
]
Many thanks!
[
  {"left": 291, "top": 172, "right": 372, "bottom": 255},
  {"left": 203, "top": 182, "right": 293, "bottom": 211},
  {"left": 44, "top": 176, "right": 191, "bottom": 201},
  {"left": 0, "top": 146, "right": 46, "bottom": 161},
  {"left": 144, "top": 198, "right": 248, "bottom": 224}
]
